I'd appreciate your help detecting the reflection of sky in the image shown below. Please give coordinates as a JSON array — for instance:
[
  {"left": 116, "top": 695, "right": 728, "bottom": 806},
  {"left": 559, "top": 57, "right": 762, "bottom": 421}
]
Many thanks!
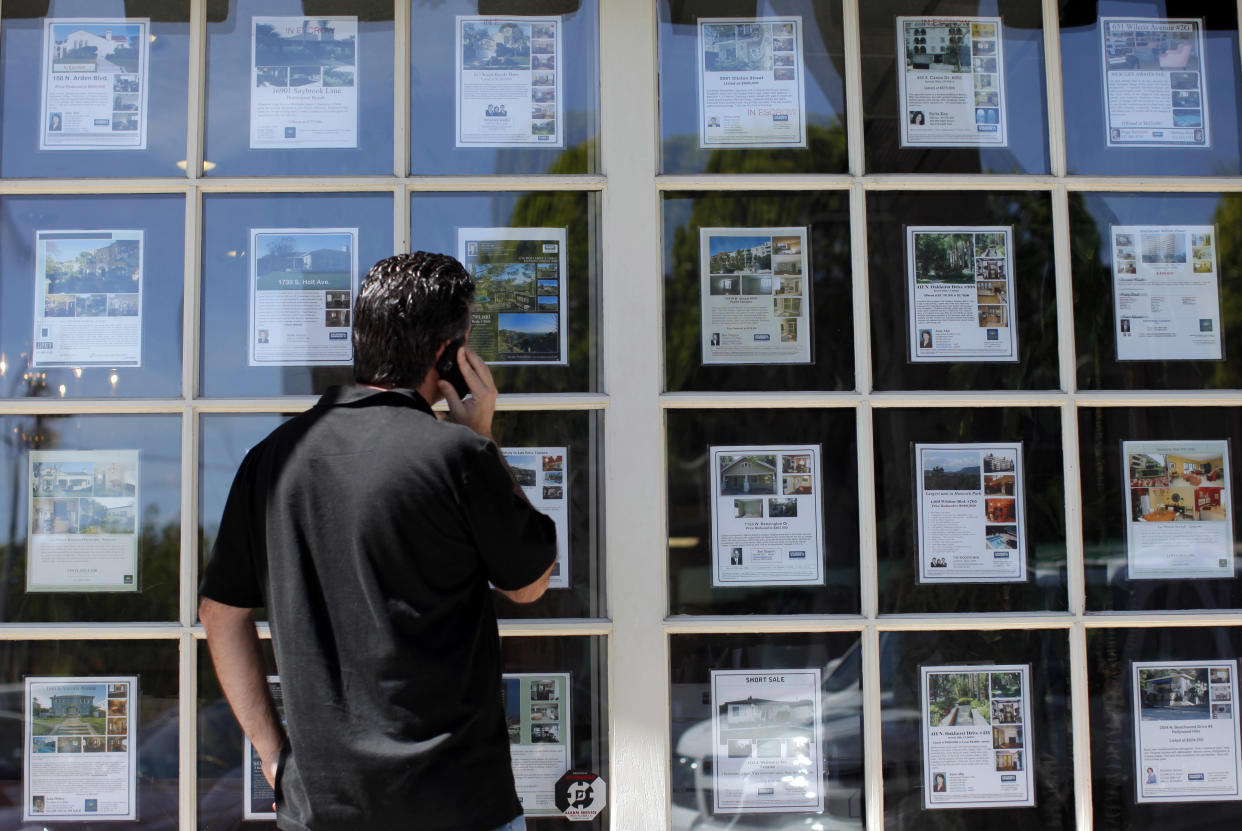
[
  {"left": 498, "top": 313, "right": 556, "bottom": 334},
  {"left": 709, "top": 235, "right": 769, "bottom": 257},
  {"left": 258, "top": 233, "right": 351, "bottom": 257},
  {"left": 922, "top": 450, "right": 979, "bottom": 472},
  {"left": 53, "top": 24, "right": 142, "bottom": 41}
]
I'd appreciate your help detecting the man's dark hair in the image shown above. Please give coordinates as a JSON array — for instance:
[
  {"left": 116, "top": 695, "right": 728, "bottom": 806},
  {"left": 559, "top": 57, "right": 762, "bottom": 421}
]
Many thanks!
[{"left": 352, "top": 252, "right": 474, "bottom": 388}]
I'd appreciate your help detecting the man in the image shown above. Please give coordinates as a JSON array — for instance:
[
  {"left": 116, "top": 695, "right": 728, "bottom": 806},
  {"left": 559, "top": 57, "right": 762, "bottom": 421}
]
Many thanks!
[{"left": 199, "top": 252, "right": 556, "bottom": 831}]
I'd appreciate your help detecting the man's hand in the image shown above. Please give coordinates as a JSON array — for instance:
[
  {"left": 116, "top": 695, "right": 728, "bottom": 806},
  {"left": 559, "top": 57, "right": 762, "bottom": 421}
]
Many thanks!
[
  {"left": 260, "top": 744, "right": 281, "bottom": 790},
  {"left": 438, "top": 345, "right": 498, "bottom": 439}
]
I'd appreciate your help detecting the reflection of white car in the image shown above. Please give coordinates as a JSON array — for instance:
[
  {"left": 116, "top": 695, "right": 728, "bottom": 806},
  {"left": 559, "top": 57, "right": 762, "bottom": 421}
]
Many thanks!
[{"left": 671, "top": 638, "right": 920, "bottom": 831}]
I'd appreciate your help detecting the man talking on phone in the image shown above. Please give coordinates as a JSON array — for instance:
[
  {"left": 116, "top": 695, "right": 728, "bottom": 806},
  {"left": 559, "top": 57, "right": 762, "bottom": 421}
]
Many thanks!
[{"left": 199, "top": 251, "right": 556, "bottom": 831}]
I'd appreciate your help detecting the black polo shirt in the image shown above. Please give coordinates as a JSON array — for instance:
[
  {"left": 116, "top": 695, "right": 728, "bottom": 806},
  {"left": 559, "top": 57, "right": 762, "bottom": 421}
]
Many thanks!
[{"left": 200, "top": 385, "right": 556, "bottom": 831}]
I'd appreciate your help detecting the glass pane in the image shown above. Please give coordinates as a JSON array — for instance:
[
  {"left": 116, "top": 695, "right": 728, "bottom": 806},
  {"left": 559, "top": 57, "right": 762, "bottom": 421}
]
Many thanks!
[
  {"left": 1061, "top": 2, "right": 1242, "bottom": 177},
  {"left": 199, "top": 192, "right": 393, "bottom": 397},
  {"left": 860, "top": 0, "right": 1049, "bottom": 174},
  {"left": 666, "top": 408, "right": 860, "bottom": 615},
  {"left": 658, "top": 0, "right": 848, "bottom": 174},
  {"left": 197, "top": 635, "right": 608, "bottom": 830},
  {"left": 200, "top": 411, "right": 603, "bottom": 620},
  {"left": 1087, "top": 626, "right": 1242, "bottom": 831},
  {"left": 1071, "top": 191, "right": 1242, "bottom": 390},
  {"left": 0, "top": 414, "right": 181, "bottom": 622},
  {"left": 1079, "top": 406, "right": 1242, "bottom": 611},
  {"left": 203, "top": 1, "right": 393, "bottom": 176},
  {"left": 881, "top": 629, "right": 1073, "bottom": 829},
  {"left": 0, "top": 0, "right": 190, "bottom": 178},
  {"left": 866, "top": 190, "right": 1059, "bottom": 391},
  {"left": 662, "top": 189, "right": 854, "bottom": 392},
  {"left": 873, "top": 407, "right": 1068, "bottom": 614},
  {"left": 0, "top": 194, "right": 185, "bottom": 399},
  {"left": 409, "top": 0, "right": 600, "bottom": 175},
  {"left": 410, "top": 191, "right": 600, "bottom": 394},
  {"left": 0, "top": 640, "right": 179, "bottom": 827},
  {"left": 669, "top": 632, "right": 865, "bottom": 831}
]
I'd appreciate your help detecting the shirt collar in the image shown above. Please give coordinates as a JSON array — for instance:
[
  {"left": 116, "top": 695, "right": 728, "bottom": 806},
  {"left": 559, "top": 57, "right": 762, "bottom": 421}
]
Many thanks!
[{"left": 317, "top": 385, "right": 434, "bottom": 416}]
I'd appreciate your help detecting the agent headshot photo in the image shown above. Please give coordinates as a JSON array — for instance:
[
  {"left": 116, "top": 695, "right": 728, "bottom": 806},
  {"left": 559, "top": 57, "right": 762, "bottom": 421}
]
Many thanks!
[
  {"left": 919, "top": 329, "right": 933, "bottom": 348},
  {"left": 909, "top": 110, "right": 925, "bottom": 125},
  {"left": 933, "top": 772, "right": 947, "bottom": 792}
]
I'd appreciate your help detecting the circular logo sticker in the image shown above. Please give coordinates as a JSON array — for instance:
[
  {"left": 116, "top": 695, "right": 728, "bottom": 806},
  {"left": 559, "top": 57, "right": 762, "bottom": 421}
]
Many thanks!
[{"left": 554, "top": 770, "right": 606, "bottom": 821}]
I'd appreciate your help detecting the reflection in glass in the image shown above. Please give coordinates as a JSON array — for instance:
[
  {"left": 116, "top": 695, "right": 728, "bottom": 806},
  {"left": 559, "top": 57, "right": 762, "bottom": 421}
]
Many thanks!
[
  {"left": 1061, "top": 3, "right": 1242, "bottom": 176},
  {"left": 860, "top": 0, "right": 1049, "bottom": 174},
  {"left": 0, "top": 414, "right": 181, "bottom": 622},
  {"left": 0, "top": 194, "right": 185, "bottom": 399},
  {"left": 1071, "top": 192, "right": 1242, "bottom": 390},
  {"left": 199, "top": 192, "right": 393, "bottom": 398},
  {"left": 1079, "top": 406, "right": 1242, "bottom": 612},
  {"left": 670, "top": 633, "right": 864, "bottom": 831},
  {"left": 0, "top": 1, "right": 191, "bottom": 178},
  {"left": 204, "top": 1, "right": 393, "bottom": 176},
  {"left": 411, "top": 192, "right": 600, "bottom": 394},
  {"left": 866, "top": 190, "right": 1058, "bottom": 391},
  {"left": 410, "top": 0, "right": 600, "bottom": 175},
  {"left": 880, "top": 630, "right": 1072, "bottom": 830},
  {"left": 658, "top": 0, "right": 848, "bottom": 174},
  {"left": 873, "top": 408, "right": 1067, "bottom": 614},
  {"left": 666, "top": 409, "right": 859, "bottom": 615},
  {"left": 1087, "top": 626, "right": 1242, "bottom": 831},
  {"left": 662, "top": 190, "right": 853, "bottom": 392}
]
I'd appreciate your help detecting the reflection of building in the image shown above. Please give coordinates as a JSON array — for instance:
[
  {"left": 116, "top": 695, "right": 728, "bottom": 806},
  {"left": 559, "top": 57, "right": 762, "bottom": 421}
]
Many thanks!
[{"left": 51, "top": 694, "right": 96, "bottom": 717}]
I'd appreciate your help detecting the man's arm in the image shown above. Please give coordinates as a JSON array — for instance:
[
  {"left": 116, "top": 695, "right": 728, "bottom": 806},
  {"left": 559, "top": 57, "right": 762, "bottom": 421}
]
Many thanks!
[
  {"left": 199, "top": 596, "right": 284, "bottom": 788},
  {"left": 495, "top": 560, "right": 555, "bottom": 604}
]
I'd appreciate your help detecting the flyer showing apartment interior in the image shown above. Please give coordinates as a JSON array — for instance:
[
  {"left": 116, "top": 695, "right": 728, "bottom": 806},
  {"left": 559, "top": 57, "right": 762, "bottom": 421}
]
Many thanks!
[
  {"left": 710, "top": 669, "right": 823, "bottom": 813},
  {"left": 243, "top": 676, "right": 285, "bottom": 820},
  {"left": 699, "top": 227, "right": 811, "bottom": 364},
  {"left": 32, "top": 229, "right": 143, "bottom": 368},
  {"left": 1101, "top": 18, "right": 1209, "bottom": 148},
  {"left": 27, "top": 450, "right": 139, "bottom": 593},
  {"left": 697, "top": 17, "right": 807, "bottom": 148},
  {"left": 458, "top": 227, "right": 568, "bottom": 364},
  {"left": 710, "top": 445, "right": 824, "bottom": 587},
  {"left": 40, "top": 18, "right": 149, "bottom": 150},
  {"left": 1112, "top": 225, "right": 1222, "bottom": 361},
  {"left": 907, "top": 226, "right": 1016, "bottom": 362},
  {"left": 921, "top": 664, "right": 1034, "bottom": 809},
  {"left": 503, "top": 673, "right": 571, "bottom": 815},
  {"left": 916, "top": 443, "right": 1026, "bottom": 583},
  {"left": 248, "top": 228, "right": 357, "bottom": 366},
  {"left": 456, "top": 17, "right": 563, "bottom": 148},
  {"left": 1123, "top": 440, "right": 1233, "bottom": 580},
  {"left": 501, "top": 448, "right": 569, "bottom": 590},
  {"left": 24, "top": 676, "right": 137, "bottom": 821},
  {"left": 251, "top": 17, "right": 358, "bottom": 149},
  {"left": 898, "top": 17, "right": 1007, "bottom": 147},
  {"left": 1133, "top": 660, "right": 1242, "bottom": 803}
]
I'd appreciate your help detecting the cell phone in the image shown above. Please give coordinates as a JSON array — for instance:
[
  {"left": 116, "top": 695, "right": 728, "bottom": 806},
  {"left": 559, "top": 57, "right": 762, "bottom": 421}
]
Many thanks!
[{"left": 434, "top": 339, "right": 471, "bottom": 399}]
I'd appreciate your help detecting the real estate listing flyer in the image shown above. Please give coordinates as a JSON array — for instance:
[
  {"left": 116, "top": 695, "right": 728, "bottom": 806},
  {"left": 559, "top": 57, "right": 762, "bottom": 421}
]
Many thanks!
[
  {"left": 710, "top": 669, "right": 823, "bottom": 813},
  {"left": 27, "top": 450, "right": 139, "bottom": 593},
  {"left": 1122, "top": 439, "right": 1233, "bottom": 579},
  {"left": 250, "top": 17, "right": 358, "bottom": 149},
  {"left": 897, "top": 16, "right": 1007, "bottom": 147},
  {"left": 458, "top": 227, "right": 568, "bottom": 365},
  {"left": 915, "top": 443, "right": 1026, "bottom": 583},
  {"left": 921, "top": 664, "right": 1034, "bottom": 809},
  {"left": 699, "top": 227, "right": 812, "bottom": 364},
  {"left": 908, "top": 226, "right": 1017, "bottom": 362},
  {"left": 24, "top": 676, "right": 137, "bottom": 821},
  {"left": 1111, "top": 225, "right": 1222, "bottom": 361},
  {"left": 32, "top": 229, "right": 143, "bottom": 368},
  {"left": 503, "top": 673, "right": 572, "bottom": 815},
  {"left": 456, "top": 17, "right": 563, "bottom": 148},
  {"left": 243, "top": 676, "right": 284, "bottom": 820},
  {"left": 40, "top": 18, "right": 149, "bottom": 150},
  {"left": 249, "top": 228, "right": 357, "bottom": 366},
  {"left": 1132, "top": 660, "right": 1242, "bottom": 803},
  {"left": 697, "top": 17, "right": 807, "bottom": 149},
  {"left": 1101, "top": 18, "right": 1209, "bottom": 148},
  {"left": 501, "top": 447, "right": 569, "bottom": 590},
  {"left": 710, "top": 444, "right": 824, "bottom": 587}
]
